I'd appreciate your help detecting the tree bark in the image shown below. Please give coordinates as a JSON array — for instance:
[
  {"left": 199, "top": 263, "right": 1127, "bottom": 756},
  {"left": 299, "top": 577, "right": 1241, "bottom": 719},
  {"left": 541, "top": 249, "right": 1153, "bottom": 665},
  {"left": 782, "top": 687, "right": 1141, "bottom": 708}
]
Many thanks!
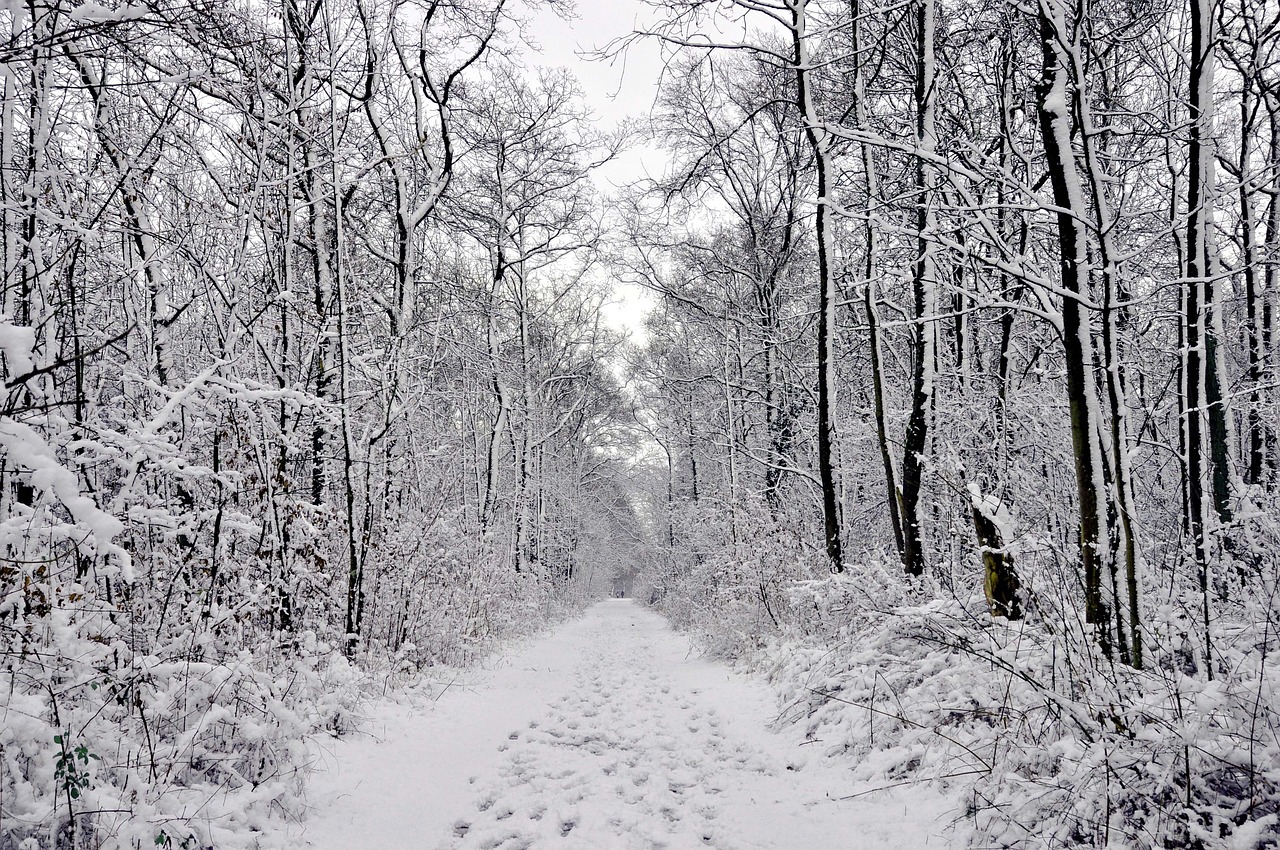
[
  {"left": 1036, "top": 0, "right": 1115, "bottom": 656},
  {"left": 899, "top": 0, "right": 937, "bottom": 577},
  {"left": 790, "top": 0, "right": 843, "bottom": 572}
]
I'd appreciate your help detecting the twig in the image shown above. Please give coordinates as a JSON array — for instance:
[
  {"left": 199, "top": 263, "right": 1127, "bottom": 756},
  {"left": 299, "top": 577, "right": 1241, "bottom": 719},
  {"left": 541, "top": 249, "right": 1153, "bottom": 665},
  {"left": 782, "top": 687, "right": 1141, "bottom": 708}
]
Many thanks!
[
  {"left": 804, "top": 687, "right": 994, "bottom": 772},
  {"left": 835, "top": 768, "right": 990, "bottom": 800}
]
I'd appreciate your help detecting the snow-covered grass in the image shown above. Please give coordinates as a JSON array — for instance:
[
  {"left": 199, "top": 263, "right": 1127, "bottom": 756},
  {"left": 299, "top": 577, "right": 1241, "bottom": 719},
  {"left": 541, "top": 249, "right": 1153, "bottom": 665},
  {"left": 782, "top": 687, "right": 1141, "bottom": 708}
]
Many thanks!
[{"left": 649, "top": 559, "right": 1280, "bottom": 849}]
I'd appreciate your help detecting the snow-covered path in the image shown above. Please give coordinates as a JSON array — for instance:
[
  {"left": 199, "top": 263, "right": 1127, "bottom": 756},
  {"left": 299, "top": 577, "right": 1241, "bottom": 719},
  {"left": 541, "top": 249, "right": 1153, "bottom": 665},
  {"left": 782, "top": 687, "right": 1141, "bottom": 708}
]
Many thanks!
[{"left": 299, "top": 600, "right": 950, "bottom": 850}]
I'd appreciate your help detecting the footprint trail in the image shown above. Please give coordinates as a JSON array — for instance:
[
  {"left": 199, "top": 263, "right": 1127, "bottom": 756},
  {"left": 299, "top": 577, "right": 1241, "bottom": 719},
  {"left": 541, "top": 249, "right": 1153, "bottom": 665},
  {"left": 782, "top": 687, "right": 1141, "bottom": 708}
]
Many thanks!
[{"left": 303, "top": 601, "right": 948, "bottom": 850}]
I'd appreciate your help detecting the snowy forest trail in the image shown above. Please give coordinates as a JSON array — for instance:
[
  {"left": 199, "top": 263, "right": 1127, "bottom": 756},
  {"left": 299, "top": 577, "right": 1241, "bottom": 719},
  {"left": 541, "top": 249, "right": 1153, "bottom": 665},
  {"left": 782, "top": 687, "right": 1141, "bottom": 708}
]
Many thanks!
[{"left": 298, "top": 600, "right": 950, "bottom": 850}]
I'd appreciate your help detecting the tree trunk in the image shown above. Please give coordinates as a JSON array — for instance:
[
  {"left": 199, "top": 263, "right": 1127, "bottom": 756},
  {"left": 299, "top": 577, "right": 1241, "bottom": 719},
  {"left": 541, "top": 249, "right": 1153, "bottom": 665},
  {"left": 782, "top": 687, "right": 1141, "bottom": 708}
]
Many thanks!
[
  {"left": 898, "top": 0, "right": 937, "bottom": 577},
  {"left": 1036, "top": 0, "right": 1116, "bottom": 657},
  {"left": 791, "top": 0, "right": 843, "bottom": 572},
  {"left": 851, "top": 0, "right": 905, "bottom": 561},
  {"left": 970, "top": 486, "right": 1021, "bottom": 620}
]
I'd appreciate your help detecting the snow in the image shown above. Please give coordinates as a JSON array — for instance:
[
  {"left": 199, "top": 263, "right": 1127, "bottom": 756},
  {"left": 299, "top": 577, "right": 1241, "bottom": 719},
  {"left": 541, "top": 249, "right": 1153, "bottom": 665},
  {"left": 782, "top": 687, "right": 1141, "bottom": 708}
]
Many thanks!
[
  {"left": 967, "top": 481, "right": 1015, "bottom": 548},
  {"left": 66, "top": 2, "right": 148, "bottom": 22},
  {"left": 0, "top": 320, "right": 35, "bottom": 377},
  {"left": 296, "top": 600, "right": 951, "bottom": 850},
  {"left": 0, "top": 417, "right": 131, "bottom": 577}
]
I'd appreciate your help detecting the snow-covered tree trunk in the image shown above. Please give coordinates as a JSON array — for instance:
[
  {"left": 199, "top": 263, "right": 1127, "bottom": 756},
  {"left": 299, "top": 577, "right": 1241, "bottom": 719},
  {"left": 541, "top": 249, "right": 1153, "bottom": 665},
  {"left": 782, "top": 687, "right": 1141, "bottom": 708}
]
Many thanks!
[
  {"left": 1265, "top": 102, "right": 1280, "bottom": 487},
  {"left": 1183, "top": 0, "right": 1231, "bottom": 660},
  {"left": 851, "top": 0, "right": 905, "bottom": 561},
  {"left": 1035, "top": 0, "right": 1122, "bottom": 659},
  {"left": 790, "top": 0, "right": 844, "bottom": 573},
  {"left": 898, "top": 0, "right": 938, "bottom": 578},
  {"left": 1070, "top": 20, "right": 1143, "bottom": 667}
]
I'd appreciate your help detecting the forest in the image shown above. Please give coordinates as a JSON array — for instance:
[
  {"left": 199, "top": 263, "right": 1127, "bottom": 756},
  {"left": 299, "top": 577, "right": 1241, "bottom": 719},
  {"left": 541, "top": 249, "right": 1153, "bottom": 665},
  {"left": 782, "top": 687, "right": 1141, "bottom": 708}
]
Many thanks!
[{"left": 0, "top": 0, "right": 1276, "bottom": 847}]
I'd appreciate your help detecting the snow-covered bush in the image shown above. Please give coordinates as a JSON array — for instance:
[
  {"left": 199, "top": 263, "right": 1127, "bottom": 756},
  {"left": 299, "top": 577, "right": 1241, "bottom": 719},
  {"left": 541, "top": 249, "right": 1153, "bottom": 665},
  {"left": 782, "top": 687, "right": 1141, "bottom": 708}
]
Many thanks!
[
  {"left": 670, "top": 559, "right": 1280, "bottom": 850},
  {"left": 641, "top": 429, "right": 1280, "bottom": 849},
  {"left": 646, "top": 502, "right": 824, "bottom": 658},
  {"left": 0, "top": 382, "right": 358, "bottom": 849},
  {"left": 1, "top": 621, "right": 362, "bottom": 850}
]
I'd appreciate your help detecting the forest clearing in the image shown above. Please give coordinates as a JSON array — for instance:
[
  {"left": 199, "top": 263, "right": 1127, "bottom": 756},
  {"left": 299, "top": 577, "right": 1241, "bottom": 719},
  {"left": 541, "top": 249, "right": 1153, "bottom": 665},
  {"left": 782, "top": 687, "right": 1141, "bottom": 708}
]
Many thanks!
[{"left": 1, "top": 0, "right": 1278, "bottom": 847}]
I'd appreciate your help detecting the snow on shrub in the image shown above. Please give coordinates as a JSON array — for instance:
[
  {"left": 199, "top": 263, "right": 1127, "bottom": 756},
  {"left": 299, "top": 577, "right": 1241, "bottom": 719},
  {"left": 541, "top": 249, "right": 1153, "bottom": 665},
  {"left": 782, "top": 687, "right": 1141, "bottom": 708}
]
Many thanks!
[
  {"left": 772, "top": 575, "right": 1280, "bottom": 849},
  {"left": 0, "top": 571, "right": 362, "bottom": 850},
  {"left": 650, "top": 550, "right": 1280, "bottom": 850}
]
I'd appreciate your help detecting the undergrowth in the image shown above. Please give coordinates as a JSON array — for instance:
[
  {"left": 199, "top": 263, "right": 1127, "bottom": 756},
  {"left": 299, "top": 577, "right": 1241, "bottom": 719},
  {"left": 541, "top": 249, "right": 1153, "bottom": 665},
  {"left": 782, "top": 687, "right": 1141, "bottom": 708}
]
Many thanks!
[
  {"left": 649, "top": 551, "right": 1280, "bottom": 849},
  {"left": 1, "top": 547, "right": 584, "bottom": 850}
]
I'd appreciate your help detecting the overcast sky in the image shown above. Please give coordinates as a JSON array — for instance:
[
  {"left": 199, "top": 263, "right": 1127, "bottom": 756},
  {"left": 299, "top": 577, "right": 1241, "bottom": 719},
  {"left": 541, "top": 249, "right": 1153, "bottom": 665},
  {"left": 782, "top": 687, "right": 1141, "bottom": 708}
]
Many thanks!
[
  {"left": 521, "top": 0, "right": 666, "bottom": 344},
  {"left": 523, "top": 1, "right": 662, "bottom": 142}
]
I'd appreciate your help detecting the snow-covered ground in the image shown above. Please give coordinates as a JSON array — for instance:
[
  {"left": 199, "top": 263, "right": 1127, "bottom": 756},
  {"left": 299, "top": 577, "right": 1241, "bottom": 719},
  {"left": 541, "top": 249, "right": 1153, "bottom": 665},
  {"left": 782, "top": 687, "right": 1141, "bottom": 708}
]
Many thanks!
[{"left": 295, "top": 600, "right": 953, "bottom": 850}]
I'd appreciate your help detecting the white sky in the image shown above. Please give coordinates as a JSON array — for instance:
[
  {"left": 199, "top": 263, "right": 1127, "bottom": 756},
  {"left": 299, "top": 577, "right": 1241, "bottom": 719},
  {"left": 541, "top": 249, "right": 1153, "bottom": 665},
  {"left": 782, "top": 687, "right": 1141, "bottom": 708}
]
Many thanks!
[
  {"left": 520, "top": 0, "right": 665, "bottom": 345},
  {"left": 522, "top": 0, "right": 665, "bottom": 178}
]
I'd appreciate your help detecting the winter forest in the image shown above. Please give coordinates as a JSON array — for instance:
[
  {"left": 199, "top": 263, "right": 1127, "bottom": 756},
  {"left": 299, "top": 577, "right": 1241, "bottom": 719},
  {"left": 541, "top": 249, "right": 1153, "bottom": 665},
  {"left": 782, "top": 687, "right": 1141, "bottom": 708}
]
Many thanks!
[{"left": 1, "top": 0, "right": 1278, "bottom": 846}]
